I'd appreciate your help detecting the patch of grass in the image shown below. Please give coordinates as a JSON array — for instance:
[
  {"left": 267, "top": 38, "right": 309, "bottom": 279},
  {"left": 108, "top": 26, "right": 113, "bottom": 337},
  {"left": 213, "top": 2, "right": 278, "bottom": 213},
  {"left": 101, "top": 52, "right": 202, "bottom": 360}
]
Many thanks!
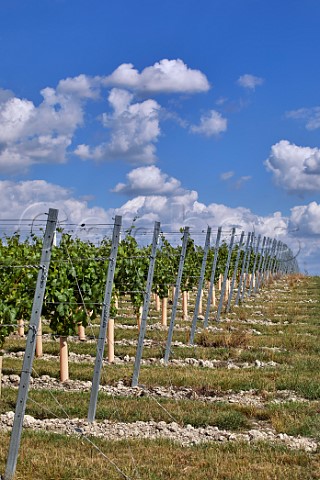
[
  {"left": 267, "top": 402, "right": 320, "bottom": 439},
  {"left": 214, "top": 410, "right": 249, "bottom": 430},
  {"left": 196, "top": 330, "right": 251, "bottom": 349}
]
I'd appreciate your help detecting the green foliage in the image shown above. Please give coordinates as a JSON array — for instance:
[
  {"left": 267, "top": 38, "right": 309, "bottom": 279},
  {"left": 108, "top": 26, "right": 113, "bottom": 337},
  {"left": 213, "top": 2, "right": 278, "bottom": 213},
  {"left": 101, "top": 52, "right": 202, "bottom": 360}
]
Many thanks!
[
  {"left": 0, "top": 229, "right": 278, "bottom": 344},
  {"left": 44, "top": 233, "right": 110, "bottom": 336},
  {"left": 0, "top": 233, "right": 40, "bottom": 347},
  {"left": 114, "top": 234, "right": 149, "bottom": 314},
  {"left": 153, "top": 236, "right": 177, "bottom": 298},
  {"left": 181, "top": 236, "right": 202, "bottom": 292}
]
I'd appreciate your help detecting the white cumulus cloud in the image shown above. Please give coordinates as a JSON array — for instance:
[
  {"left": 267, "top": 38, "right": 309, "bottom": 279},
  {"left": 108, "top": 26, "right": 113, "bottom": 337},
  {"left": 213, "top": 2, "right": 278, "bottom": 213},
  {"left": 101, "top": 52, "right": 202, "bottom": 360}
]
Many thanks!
[
  {"left": 190, "top": 110, "right": 227, "bottom": 137},
  {"left": 75, "top": 88, "right": 161, "bottom": 164},
  {"left": 102, "top": 59, "right": 210, "bottom": 93},
  {"left": 112, "top": 165, "right": 183, "bottom": 196},
  {"left": 237, "top": 74, "right": 264, "bottom": 90},
  {"left": 265, "top": 140, "right": 320, "bottom": 194},
  {"left": 0, "top": 86, "right": 85, "bottom": 173},
  {"left": 290, "top": 201, "right": 320, "bottom": 235}
]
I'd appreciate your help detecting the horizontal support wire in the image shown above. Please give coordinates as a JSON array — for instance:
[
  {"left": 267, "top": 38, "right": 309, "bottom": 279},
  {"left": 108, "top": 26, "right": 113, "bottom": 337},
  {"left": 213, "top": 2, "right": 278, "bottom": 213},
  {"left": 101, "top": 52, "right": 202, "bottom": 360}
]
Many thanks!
[{"left": 0, "top": 264, "right": 42, "bottom": 269}]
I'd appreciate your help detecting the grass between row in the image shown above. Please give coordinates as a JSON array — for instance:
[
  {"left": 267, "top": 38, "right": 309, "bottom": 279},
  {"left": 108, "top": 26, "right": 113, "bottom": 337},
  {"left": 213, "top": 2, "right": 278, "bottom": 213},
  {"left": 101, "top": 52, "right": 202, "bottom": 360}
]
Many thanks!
[
  {"left": 1, "top": 388, "right": 320, "bottom": 438},
  {"left": 1, "top": 275, "right": 319, "bottom": 478},
  {"left": 0, "top": 432, "right": 320, "bottom": 480},
  {"left": 3, "top": 355, "right": 320, "bottom": 399}
]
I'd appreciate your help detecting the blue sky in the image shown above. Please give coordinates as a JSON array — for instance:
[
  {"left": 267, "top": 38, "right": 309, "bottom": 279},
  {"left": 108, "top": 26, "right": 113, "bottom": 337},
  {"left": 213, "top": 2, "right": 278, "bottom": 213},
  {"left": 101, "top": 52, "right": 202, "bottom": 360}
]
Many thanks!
[{"left": 0, "top": 0, "right": 320, "bottom": 273}]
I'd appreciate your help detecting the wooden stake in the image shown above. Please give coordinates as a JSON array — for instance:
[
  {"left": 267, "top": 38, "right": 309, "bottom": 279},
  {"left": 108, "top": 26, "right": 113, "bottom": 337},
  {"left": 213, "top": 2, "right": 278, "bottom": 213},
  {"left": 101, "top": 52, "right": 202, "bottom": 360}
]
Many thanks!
[
  {"left": 35, "top": 318, "right": 43, "bottom": 358},
  {"left": 0, "top": 356, "right": 2, "bottom": 398},
  {"left": 60, "top": 336, "right": 69, "bottom": 382},
  {"left": 137, "top": 306, "right": 142, "bottom": 330},
  {"left": 155, "top": 294, "right": 160, "bottom": 312},
  {"left": 224, "top": 278, "right": 230, "bottom": 302},
  {"left": 182, "top": 290, "right": 188, "bottom": 321},
  {"left": 107, "top": 318, "right": 115, "bottom": 363},
  {"left": 18, "top": 319, "right": 24, "bottom": 337},
  {"left": 212, "top": 285, "right": 216, "bottom": 306},
  {"left": 198, "top": 289, "right": 203, "bottom": 315},
  {"left": 161, "top": 297, "right": 168, "bottom": 326},
  {"left": 171, "top": 285, "right": 175, "bottom": 301},
  {"left": 78, "top": 324, "right": 86, "bottom": 341}
]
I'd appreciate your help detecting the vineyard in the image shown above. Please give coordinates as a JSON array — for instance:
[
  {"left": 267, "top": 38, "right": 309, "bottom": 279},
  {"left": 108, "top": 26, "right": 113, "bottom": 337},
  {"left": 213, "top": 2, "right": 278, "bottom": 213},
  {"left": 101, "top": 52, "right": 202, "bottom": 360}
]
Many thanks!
[{"left": 0, "top": 210, "right": 319, "bottom": 479}]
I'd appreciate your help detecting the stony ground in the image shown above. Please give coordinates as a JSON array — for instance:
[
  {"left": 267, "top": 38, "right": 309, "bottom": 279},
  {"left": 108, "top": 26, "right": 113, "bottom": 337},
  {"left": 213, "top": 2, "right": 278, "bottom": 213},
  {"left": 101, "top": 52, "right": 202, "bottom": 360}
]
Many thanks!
[{"left": 1, "top": 274, "right": 320, "bottom": 478}]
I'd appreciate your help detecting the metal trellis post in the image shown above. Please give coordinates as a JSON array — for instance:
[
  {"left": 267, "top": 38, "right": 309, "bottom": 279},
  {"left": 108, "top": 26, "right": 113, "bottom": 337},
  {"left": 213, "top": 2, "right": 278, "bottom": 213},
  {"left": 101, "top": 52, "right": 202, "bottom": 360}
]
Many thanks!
[
  {"left": 203, "top": 227, "right": 222, "bottom": 328},
  {"left": 164, "top": 227, "right": 189, "bottom": 364},
  {"left": 248, "top": 234, "right": 261, "bottom": 296},
  {"left": 265, "top": 239, "right": 277, "bottom": 282},
  {"left": 226, "top": 231, "right": 245, "bottom": 313},
  {"left": 87, "top": 215, "right": 122, "bottom": 422},
  {"left": 216, "top": 228, "right": 235, "bottom": 322},
  {"left": 189, "top": 226, "right": 211, "bottom": 345},
  {"left": 131, "top": 222, "right": 161, "bottom": 387},
  {"left": 235, "top": 232, "right": 251, "bottom": 306},
  {"left": 260, "top": 238, "right": 273, "bottom": 286},
  {"left": 254, "top": 236, "right": 266, "bottom": 293},
  {"left": 4, "top": 208, "right": 59, "bottom": 480},
  {"left": 241, "top": 232, "right": 254, "bottom": 301}
]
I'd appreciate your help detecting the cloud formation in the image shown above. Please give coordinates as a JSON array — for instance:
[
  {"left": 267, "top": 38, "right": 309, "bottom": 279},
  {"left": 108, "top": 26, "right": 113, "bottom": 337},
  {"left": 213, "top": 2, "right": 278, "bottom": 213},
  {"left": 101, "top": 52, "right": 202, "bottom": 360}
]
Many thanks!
[
  {"left": 220, "top": 171, "right": 251, "bottom": 189},
  {"left": 0, "top": 86, "right": 85, "bottom": 173},
  {"left": 0, "top": 59, "right": 212, "bottom": 173},
  {"left": 190, "top": 110, "right": 227, "bottom": 137},
  {"left": 290, "top": 201, "right": 320, "bottom": 235},
  {"left": 0, "top": 174, "right": 318, "bottom": 272},
  {"left": 265, "top": 140, "right": 320, "bottom": 194},
  {"left": 237, "top": 74, "right": 264, "bottom": 90},
  {"left": 286, "top": 107, "right": 320, "bottom": 130},
  {"left": 220, "top": 171, "right": 234, "bottom": 181},
  {"left": 0, "top": 180, "right": 112, "bottom": 231},
  {"left": 112, "top": 165, "right": 183, "bottom": 195},
  {"left": 102, "top": 59, "right": 210, "bottom": 93},
  {"left": 75, "top": 88, "right": 161, "bottom": 164}
]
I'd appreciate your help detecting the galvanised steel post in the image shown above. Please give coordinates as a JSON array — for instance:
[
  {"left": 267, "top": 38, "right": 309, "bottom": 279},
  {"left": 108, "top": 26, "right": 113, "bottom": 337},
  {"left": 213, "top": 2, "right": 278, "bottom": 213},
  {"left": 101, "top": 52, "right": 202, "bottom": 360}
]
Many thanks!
[
  {"left": 132, "top": 222, "right": 161, "bottom": 387},
  {"left": 254, "top": 236, "right": 267, "bottom": 292},
  {"left": 241, "top": 232, "right": 255, "bottom": 302},
  {"left": 226, "top": 231, "right": 244, "bottom": 313},
  {"left": 235, "top": 232, "right": 252, "bottom": 306},
  {"left": 275, "top": 241, "right": 283, "bottom": 277},
  {"left": 203, "top": 227, "right": 222, "bottom": 328},
  {"left": 264, "top": 239, "right": 277, "bottom": 283},
  {"left": 4, "top": 208, "right": 58, "bottom": 480},
  {"left": 259, "top": 237, "right": 272, "bottom": 288},
  {"left": 271, "top": 240, "right": 281, "bottom": 277},
  {"left": 216, "top": 228, "right": 235, "bottom": 321},
  {"left": 189, "top": 226, "right": 211, "bottom": 345},
  {"left": 88, "top": 215, "right": 122, "bottom": 422},
  {"left": 280, "top": 245, "right": 289, "bottom": 275},
  {"left": 278, "top": 242, "right": 284, "bottom": 275},
  {"left": 248, "top": 234, "right": 261, "bottom": 296},
  {"left": 164, "top": 227, "right": 189, "bottom": 363}
]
